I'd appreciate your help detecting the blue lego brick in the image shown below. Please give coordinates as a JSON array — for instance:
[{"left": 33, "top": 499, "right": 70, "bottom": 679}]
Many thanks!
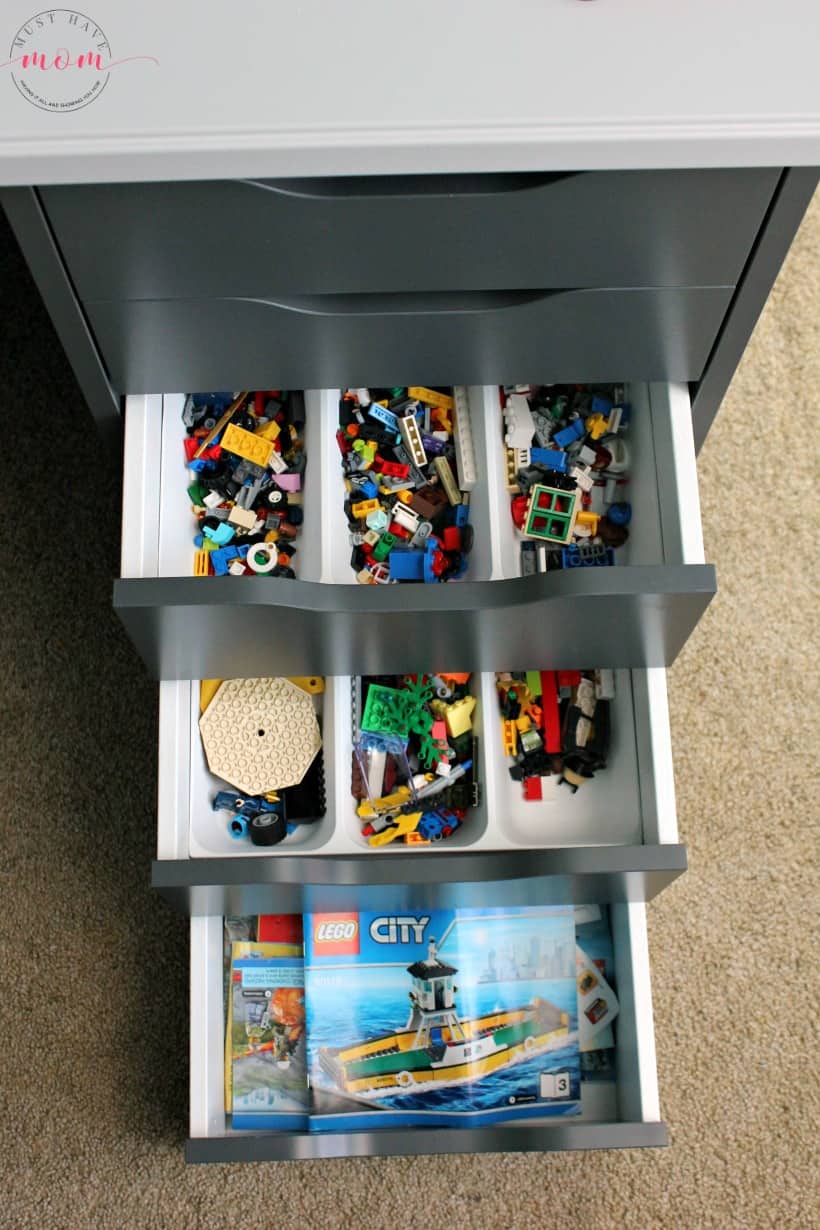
[
  {"left": 552, "top": 419, "right": 586, "bottom": 448},
  {"left": 561, "top": 544, "right": 615, "bottom": 568},
  {"left": 388, "top": 549, "right": 425, "bottom": 581},
  {"left": 590, "top": 394, "right": 613, "bottom": 417},
  {"left": 454, "top": 504, "right": 470, "bottom": 527},
  {"left": 368, "top": 404, "right": 400, "bottom": 433},
  {"left": 530, "top": 447, "right": 568, "bottom": 473}
]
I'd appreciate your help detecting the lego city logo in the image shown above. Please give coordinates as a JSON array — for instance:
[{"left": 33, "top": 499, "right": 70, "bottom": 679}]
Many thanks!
[
  {"left": 369, "top": 916, "right": 430, "bottom": 944},
  {"left": 312, "top": 914, "right": 360, "bottom": 957},
  {"left": 4, "top": 10, "right": 158, "bottom": 112}
]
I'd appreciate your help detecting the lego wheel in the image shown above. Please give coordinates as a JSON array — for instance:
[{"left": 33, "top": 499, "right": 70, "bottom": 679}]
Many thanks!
[
  {"left": 396, "top": 1071, "right": 415, "bottom": 1088},
  {"left": 249, "top": 812, "right": 287, "bottom": 846}
]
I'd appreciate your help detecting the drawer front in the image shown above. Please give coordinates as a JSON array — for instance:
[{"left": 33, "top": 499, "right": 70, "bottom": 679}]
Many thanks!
[
  {"left": 88, "top": 286, "right": 732, "bottom": 392},
  {"left": 115, "top": 570, "right": 715, "bottom": 678},
  {"left": 189, "top": 903, "right": 666, "bottom": 1160},
  {"left": 153, "top": 667, "right": 683, "bottom": 910},
  {"left": 117, "top": 381, "right": 715, "bottom": 679},
  {"left": 42, "top": 169, "right": 778, "bottom": 298}
]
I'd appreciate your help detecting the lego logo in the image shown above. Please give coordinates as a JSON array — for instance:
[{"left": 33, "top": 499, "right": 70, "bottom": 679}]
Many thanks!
[
  {"left": 312, "top": 914, "right": 360, "bottom": 956},
  {"left": 315, "top": 920, "right": 357, "bottom": 942}
]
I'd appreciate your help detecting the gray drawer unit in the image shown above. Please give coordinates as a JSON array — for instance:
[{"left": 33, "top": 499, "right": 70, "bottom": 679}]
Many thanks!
[
  {"left": 40, "top": 169, "right": 778, "bottom": 298},
  {"left": 85, "top": 285, "right": 733, "bottom": 393},
  {"left": 117, "top": 383, "right": 715, "bottom": 678}
]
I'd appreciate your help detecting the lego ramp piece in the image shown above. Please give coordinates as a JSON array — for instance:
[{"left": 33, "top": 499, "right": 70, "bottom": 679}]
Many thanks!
[{"left": 199, "top": 677, "right": 321, "bottom": 795}]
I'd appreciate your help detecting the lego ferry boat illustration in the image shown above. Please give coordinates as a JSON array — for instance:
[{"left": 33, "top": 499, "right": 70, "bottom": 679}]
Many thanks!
[{"left": 318, "top": 939, "right": 572, "bottom": 1098}]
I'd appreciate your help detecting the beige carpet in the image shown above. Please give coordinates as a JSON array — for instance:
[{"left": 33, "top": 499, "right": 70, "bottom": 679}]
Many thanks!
[{"left": 1, "top": 193, "right": 817, "bottom": 1230}]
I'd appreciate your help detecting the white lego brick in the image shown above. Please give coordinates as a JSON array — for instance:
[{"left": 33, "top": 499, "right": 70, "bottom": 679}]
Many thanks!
[
  {"left": 503, "top": 393, "right": 535, "bottom": 449},
  {"left": 452, "top": 386, "right": 477, "bottom": 492}
]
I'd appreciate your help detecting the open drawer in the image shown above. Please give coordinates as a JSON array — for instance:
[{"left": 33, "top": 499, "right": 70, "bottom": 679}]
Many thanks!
[
  {"left": 187, "top": 902, "right": 666, "bottom": 1162},
  {"left": 116, "top": 382, "right": 715, "bottom": 679},
  {"left": 152, "top": 668, "right": 684, "bottom": 914}
]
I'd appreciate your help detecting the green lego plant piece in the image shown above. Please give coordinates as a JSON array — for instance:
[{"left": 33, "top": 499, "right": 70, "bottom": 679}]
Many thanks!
[{"left": 399, "top": 675, "right": 439, "bottom": 771}]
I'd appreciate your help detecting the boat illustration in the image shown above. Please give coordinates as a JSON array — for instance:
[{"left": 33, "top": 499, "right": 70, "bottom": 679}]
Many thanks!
[{"left": 318, "top": 938, "right": 571, "bottom": 1098}]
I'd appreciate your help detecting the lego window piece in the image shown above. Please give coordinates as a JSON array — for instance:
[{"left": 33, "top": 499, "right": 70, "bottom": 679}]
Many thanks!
[{"left": 200, "top": 677, "right": 321, "bottom": 796}]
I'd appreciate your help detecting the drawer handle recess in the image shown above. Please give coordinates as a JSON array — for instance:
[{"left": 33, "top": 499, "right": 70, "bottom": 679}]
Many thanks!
[
  {"left": 239, "top": 289, "right": 570, "bottom": 317},
  {"left": 246, "top": 173, "right": 579, "bottom": 200}
]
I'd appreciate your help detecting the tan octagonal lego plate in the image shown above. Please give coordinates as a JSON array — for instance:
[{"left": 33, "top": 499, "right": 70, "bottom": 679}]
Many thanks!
[{"left": 199, "top": 677, "right": 321, "bottom": 795}]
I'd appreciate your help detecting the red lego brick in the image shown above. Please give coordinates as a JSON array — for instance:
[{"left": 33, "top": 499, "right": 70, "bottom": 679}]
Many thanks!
[
  {"left": 540, "top": 670, "right": 561, "bottom": 754},
  {"left": 523, "top": 776, "right": 543, "bottom": 801},
  {"left": 557, "top": 670, "right": 582, "bottom": 689}
]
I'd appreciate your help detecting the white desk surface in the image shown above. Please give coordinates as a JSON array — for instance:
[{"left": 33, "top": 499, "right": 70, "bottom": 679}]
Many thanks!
[{"left": 0, "top": 0, "right": 818, "bottom": 184}]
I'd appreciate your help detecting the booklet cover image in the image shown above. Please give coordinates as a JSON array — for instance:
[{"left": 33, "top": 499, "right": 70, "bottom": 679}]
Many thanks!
[
  {"left": 229, "top": 954, "right": 309, "bottom": 1131},
  {"left": 304, "top": 906, "right": 581, "bottom": 1131}
]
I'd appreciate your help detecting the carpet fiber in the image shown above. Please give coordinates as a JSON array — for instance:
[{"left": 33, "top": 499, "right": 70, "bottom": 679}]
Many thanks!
[{"left": 1, "top": 193, "right": 817, "bottom": 1230}]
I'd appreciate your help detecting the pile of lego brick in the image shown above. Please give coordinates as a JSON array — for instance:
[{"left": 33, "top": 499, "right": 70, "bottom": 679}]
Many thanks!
[
  {"left": 183, "top": 390, "right": 307, "bottom": 578},
  {"left": 338, "top": 387, "right": 476, "bottom": 584},
  {"left": 352, "top": 673, "right": 479, "bottom": 846},
  {"left": 497, "top": 670, "right": 613, "bottom": 795},
  {"left": 501, "top": 385, "right": 632, "bottom": 575}
]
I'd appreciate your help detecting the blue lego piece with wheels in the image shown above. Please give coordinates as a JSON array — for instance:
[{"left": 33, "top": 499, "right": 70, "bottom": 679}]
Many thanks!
[{"left": 418, "top": 809, "right": 462, "bottom": 841}]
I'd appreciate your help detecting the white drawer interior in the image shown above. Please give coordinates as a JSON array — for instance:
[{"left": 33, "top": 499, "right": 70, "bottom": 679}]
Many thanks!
[
  {"left": 189, "top": 901, "right": 660, "bottom": 1141},
  {"left": 122, "top": 383, "right": 704, "bottom": 582},
  {"left": 157, "top": 668, "right": 677, "bottom": 859}
]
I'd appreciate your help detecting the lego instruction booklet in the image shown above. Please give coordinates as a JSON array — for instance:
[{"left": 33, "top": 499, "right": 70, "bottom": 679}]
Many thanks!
[{"left": 303, "top": 905, "right": 583, "bottom": 1132}]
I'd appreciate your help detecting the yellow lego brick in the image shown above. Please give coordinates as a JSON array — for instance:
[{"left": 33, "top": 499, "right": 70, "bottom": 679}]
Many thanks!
[
  {"left": 264, "top": 529, "right": 280, "bottom": 543},
  {"left": 575, "top": 510, "right": 600, "bottom": 533},
  {"left": 501, "top": 719, "right": 518, "bottom": 758},
  {"left": 433, "top": 455, "right": 461, "bottom": 505},
  {"left": 443, "top": 695, "right": 476, "bottom": 738},
  {"left": 408, "top": 386, "right": 454, "bottom": 412},
  {"left": 351, "top": 498, "right": 381, "bottom": 519},
  {"left": 193, "top": 549, "right": 211, "bottom": 577},
  {"left": 200, "top": 679, "right": 223, "bottom": 713},
  {"left": 287, "top": 677, "right": 326, "bottom": 695},
  {"left": 254, "top": 418, "right": 281, "bottom": 442},
  {"left": 515, "top": 713, "right": 532, "bottom": 734},
  {"left": 585, "top": 413, "right": 608, "bottom": 440},
  {"left": 367, "top": 812, "right": 422, "bottom": 847},
  {"left": 221, "top": 422, "right": 274, "bottom": 468}
]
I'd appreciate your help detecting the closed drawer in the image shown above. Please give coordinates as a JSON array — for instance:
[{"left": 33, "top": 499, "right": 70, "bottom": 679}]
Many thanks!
[
  {"left": 87, "top": 286, "right": 732, "bottom": 391},
  {"left": 188, "top": 901, "right": 666, "bottom": 1161},
  {"left": 41, "top": 168, "right": 778, "bottom": 298},
  {"left": 116, "top": 382, "right": 715, "bottom": 679},
  {"left": 153, "top": 667, "right": 684, "bottom": 914}
]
